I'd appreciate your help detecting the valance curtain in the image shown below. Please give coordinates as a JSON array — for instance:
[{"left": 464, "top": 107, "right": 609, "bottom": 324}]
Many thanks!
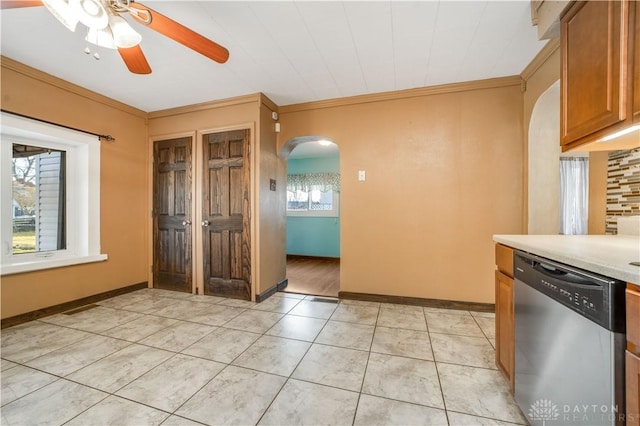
[
  {"left": 559, "top": 157, "right": 589, "bottom": 235},
  {"left": 287, "top": 173, "right": 340, "bottom": 193}
]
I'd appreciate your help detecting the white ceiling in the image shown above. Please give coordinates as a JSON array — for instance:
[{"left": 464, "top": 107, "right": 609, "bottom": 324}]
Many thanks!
[{"left": 0, "top": 1, "right": 546, "bottom": 112}]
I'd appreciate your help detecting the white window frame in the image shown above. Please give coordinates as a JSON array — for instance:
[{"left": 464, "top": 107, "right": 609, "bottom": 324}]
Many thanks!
[
  {"left": 286, "top": 189, "right": 340, "bottom": 218},
  {"left": 0, "top": 112, "right": 107, "bottom": 275}
]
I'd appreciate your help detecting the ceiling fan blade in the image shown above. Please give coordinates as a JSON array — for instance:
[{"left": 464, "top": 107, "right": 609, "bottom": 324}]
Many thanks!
[
  {"left": 129, "top": 2, "right": 229, "bottom": 64},
  {"left": 0, "top": 0, "right": 42, "bottom": 9},
  {"left": 118, "top": 45, "right": 152, "bottom": 74}
]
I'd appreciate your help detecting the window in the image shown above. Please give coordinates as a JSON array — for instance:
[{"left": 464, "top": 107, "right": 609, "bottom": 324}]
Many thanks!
[
  {"left": 12, "top": 144, "right": 66, "bottom": 254},
  {"left": 287, "top": 189, "right": 335, "bottom": 211},
  {"left": 286, "top": 172, "right": 340, "bottom": 217},
  {"left": 1, "top": 112, "right": 107, "bottom": 275}
]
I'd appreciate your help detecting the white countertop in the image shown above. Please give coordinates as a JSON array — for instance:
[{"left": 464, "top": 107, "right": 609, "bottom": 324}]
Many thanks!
[{"left": 493, "top": 235, "right": 640, "bottom": 284}]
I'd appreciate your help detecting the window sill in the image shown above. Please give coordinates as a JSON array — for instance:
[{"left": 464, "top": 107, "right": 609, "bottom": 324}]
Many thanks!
[{"left": 0, "top": 254, "right": 108, "bottom": 276}]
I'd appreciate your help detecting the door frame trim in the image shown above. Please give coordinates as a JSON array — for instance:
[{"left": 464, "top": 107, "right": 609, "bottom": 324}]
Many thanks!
[
  {"left": 147, "top": 131, "right": 197, "bottom": 292},
  {"left": 196, "top": 122, "right": 256, "bottom": 301}
]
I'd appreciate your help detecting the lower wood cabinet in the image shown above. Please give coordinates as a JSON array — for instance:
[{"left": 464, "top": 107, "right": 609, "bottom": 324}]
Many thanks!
[
  {"left": 628, "top": 286, "right": 640, "bottom": 424},
  {"left": 495, "top": 269, "right": 514, "bottom": 391}
]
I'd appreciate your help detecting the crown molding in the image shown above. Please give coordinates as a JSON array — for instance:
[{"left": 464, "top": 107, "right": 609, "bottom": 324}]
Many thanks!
[
  {"left": 279, "top": 76, "right": 523, "bottom": 114},
  {"left": 520, "top": 38, "right": 560, "bottom": 82},
  {"left": 148, "top": 93, "right": 265, "bottom": 119},
  {"left": 1, "top": 56, "right": 147, "bottom": 118}
]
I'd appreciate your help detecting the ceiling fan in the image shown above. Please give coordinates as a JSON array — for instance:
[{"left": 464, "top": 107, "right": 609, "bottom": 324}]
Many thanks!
[{"left": 0, "top": 0, "right": 229, "bottom": 74}]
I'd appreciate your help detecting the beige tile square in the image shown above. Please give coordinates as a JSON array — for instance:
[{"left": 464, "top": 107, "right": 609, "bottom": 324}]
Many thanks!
[
  {"left": 100, "top": 315, "right": 178, "bottom": 342},
  {"left": 40, "top": 306, "right": 142, "bottom": 333},
  {"left": 292, "top": 344, "right": 369, "bottom": 391},
  {"left": 182, "top": 327, "right": 260, "bottom": 363},
  {"left": 139, "top": 321, "right": 216, "bottom": 352},
  {"left": 176, "top": 365, "right": 286, "bottom": 425},
  {"left": 289, "top": 300, "right": 339, "bottom": 319},
  {"left": 223, "top": 310, "right": 284, "bottom": 333},
  {"left": 116, "top": 354, "right": 225, "bottom": 412},
  {"left": 446, "top": 411, "right": 523, "bottom": 425},
  {"left": 118, "top": 296, "right": 181, "bottom": 314},
  {"left": 424, "top": 307, "right": 472, "bottom": 317},
  {"left": 65, "top": 395, "right": 169, "bottom": 426},
  {"left": 66, "top": 344, "right": 173, "bottom": 393},
  {"left": 475, "top": 316, "right": 496, "bottom": 339},
  {"left": 377, "top": 306, "right": 427, "bottom": 331},
  {"left": 1, "top": 379, "right": 107, "bottom": 426},
  {"left": 275, "top": 292, "right": 306, "bottom": 299},
  {"left": 354, "top": 394, "right": 448, "bottom": 425},
  {"left": 219, "top": 298, "right": 257, "bottom": 308},
  {"left": 252, "top": 296, "right": 301, "bottom": 313},
  {"left": 1, "top": 321, "right": 90, "bottom": 363},
  {"left": 266, "top": 315, "right": 326, "bottom": 341},
  {"left": 25, "top": 334, "right": 131, "bottom": 376},
  {"left": 371, "top": 326, "right": 433, "bottom": 360},
  {"left": 232, "top": 335, "right": 310, "bottom": 376},
  {"left": 315, "top": 320, "right": 375, "bottom": 351},
  {"left": 437, "top": 363, "right": 526, "bottom": 424},
  {"left": 470, "top": 310, "right": 496, "bottom": 319},
  {"left": 339, "top": 299, "right": 381, "bottom": 308},
  {"left": 330, "top": 304, "right": 379, "bottom": 325},
  {"left": 188, "top": 304, "right": 246, "bottom": 326},
  {"left": 362, "top": 353, "right": 444, "bottom": 408},
  {"left": 430, "top": 333, "right": 496, "bottom": 369},
  {"left": 159, "top": 415, "right": 204, "bottom": 426},
  {"left": 425, "top": 312, "right": 484, "bottom": 337},
  {"left": 1, "top": 366, "right": 58, "bottom": 406},
  {"left": 259, "top": 379, "right": 359, "bottom": 425},
  {"left": 1, "top": 359, "right": 18, "bottom": 372}
]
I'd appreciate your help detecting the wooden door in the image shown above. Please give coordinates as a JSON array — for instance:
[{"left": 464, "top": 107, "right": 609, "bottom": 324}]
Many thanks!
[
  {"left": 627, "top": 351, "right": 640, "bottom": 425},
  {"left": 153, "top": 137, "right": 193, "bottom": 292},
  {"left": 202, "top": 129, "right": 251, "bottom": 300}
]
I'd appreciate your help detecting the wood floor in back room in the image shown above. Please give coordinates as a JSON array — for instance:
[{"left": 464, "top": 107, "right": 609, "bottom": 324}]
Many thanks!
[{"left": 284, "top": 256, "right": 340, "bottom": 298}]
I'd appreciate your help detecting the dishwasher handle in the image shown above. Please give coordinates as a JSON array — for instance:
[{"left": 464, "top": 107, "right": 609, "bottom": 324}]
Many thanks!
[{"left": 533, "top": 261, "right": 602, "bottom": 288}]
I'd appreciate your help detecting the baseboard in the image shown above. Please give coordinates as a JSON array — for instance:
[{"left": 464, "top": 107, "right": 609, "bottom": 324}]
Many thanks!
[
  {"left": 1, "top": 282, "right": 148, "bottom": 329},
  {"left": 286, "top": 254, "right": 340, "bottom": 262},
  {"left": 256, "top": 279, "right": 288, "bottom": 303},
  {"left": 338, "top": 291, "right": 494, "bottom": 313}
]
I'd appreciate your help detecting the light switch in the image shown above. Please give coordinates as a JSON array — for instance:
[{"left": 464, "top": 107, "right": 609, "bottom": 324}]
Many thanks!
[{"left": 358, "top": 170, "right": 366, "bottom": 181}]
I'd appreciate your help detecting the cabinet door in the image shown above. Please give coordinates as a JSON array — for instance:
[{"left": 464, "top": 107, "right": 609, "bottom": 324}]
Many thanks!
[
  {"left": 627, "top": 351, "right": 640, "bottom": 426},
  {"left": 633, "top": 0, "right": 640, "bottom": 123},
  {"left": 629, "top": 287, "right": 640, "bottom": 351},
  {"left": 561, "top": 0, "right": 628, "bottom": 147},
  {"left": 495, "top": 270, "right": 514, "bottom": 391}
]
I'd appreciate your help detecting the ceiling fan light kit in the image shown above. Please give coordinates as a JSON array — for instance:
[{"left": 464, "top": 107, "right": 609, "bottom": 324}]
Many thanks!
[
  {"left": 70, "top": 0, "right": 108, "bottom": 29},
  {"left": 4, "top": 0, "right": 229, "bottom": 74},
  {"left": 41, "top": 0, "right": 78, "bottom": 31}
]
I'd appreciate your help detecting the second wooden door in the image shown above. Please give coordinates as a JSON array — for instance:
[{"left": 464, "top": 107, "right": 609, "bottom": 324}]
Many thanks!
[{"left": 201, "top": 129, "right": 251, "bottom": 300}]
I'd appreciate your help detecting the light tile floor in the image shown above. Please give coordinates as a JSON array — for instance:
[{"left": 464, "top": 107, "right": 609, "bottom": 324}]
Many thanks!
[{"left": 1, "top": 289, "right": 526, "bottom": 425}]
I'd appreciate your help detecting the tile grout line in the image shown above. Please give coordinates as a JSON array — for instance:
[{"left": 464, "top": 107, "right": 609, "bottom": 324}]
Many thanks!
[{"left": 424, "top": 307, "right": 451, "bottom": 424}]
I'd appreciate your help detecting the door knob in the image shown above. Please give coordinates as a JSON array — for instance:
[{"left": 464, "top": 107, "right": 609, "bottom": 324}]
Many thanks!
[
  {"left": 182, "top": 220, "right": 191, "bottom": 226},
  {"left": 201, "top": 220, "right": 210, "bottom": 227}
]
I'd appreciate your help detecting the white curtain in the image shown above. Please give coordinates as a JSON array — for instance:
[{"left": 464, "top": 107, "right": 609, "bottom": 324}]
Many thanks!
[{"left": 559, "top": 157, "right": 589, "bottom": 235}]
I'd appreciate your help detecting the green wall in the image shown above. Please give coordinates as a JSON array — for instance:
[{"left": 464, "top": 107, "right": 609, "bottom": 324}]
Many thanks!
[{"left": 287, "top": 156, "right": 340, "bottom": 258}]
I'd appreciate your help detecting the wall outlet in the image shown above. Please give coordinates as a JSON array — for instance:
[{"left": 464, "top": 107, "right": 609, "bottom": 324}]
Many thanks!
[{"left": 358, "top": 170, "right": 366, "bottom": 181}]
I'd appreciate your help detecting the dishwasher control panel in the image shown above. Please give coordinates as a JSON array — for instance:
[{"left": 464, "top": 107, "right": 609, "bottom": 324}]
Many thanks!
[{"left": 514, "top": 251, "right": 626, "bottom": 333}]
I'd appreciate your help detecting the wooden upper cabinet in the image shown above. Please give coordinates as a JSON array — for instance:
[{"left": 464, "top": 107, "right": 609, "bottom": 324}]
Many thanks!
[
  {"left": 560, "top": 0, "right": 634, "bottom": 150},
  {"left": 633, "top": 0, "right": 640, "bottom": 123}
]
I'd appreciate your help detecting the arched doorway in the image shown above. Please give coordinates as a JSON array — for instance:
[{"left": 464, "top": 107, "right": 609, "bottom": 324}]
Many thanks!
[
  {"left": 279, "top": 136, "right": 340, "bottom": 297},
  {"left": 528, "top": 80, "right": 561, "bottom": 234}
]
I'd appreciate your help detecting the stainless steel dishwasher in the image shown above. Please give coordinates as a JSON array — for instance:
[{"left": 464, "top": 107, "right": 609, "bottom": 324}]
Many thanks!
[{"left": 513, "top": 251, "right": 626, "bottom": 426}]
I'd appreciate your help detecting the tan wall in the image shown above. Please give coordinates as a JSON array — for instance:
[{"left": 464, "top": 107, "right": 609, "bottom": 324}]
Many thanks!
[
  {"left": 521, "top": 40, "right": 561, "bottom": 233},
  {"left": 1, "top": 59, "right": 149, "bottom": 319},
  {"left": 588, "top": 151, "right": 608, "bottom": 234},
  {"left": 278, "top": 81, "right": 524, "bottom": 304},
  {"left": 257, "top": 100, "right": 287, "bottom": 295}
]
